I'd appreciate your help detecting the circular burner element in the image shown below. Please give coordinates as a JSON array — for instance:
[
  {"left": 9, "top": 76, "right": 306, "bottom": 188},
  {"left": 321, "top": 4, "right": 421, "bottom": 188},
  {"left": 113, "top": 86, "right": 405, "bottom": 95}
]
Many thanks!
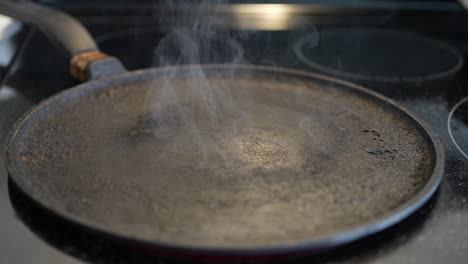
[
  {"left": 96, "top": 28, "right": 243, "bottom": 70},
  {"left": 294, "top": 29, "right": 463, "bottom": 83},
  {"left": 448, "top": 96, "right": 468, "bottom": 159},
  {"left": 95, "top": 28, "right": 164, "bottom": 70}
]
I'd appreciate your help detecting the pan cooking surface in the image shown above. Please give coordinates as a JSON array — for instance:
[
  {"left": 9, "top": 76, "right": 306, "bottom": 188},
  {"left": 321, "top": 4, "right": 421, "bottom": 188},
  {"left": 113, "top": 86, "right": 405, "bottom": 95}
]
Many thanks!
[{"left": 6, "top": 66, "right": 441, "bottom": 250}]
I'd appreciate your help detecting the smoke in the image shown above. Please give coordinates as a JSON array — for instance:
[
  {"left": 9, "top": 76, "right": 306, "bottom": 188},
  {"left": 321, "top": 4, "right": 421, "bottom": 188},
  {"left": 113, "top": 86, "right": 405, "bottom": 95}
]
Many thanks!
[
  {"left": 151, "top": 0, "right": 244, "bottom": 66},
  {"left": 144, "top": 0, "right": 250, "bottom": 163}
]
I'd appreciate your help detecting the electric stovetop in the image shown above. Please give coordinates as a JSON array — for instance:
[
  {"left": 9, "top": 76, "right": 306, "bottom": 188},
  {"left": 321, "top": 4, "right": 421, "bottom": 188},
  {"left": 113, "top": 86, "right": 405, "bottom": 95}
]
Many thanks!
[{"left": 1, "top": 1, "right": 468, "bottom": 263}]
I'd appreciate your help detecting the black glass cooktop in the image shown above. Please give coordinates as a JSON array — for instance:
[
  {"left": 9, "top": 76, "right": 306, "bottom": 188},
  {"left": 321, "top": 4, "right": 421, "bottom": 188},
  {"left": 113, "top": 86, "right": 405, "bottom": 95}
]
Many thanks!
[{"left": 1, "top": 1, "right": 468, "bottom": 263}]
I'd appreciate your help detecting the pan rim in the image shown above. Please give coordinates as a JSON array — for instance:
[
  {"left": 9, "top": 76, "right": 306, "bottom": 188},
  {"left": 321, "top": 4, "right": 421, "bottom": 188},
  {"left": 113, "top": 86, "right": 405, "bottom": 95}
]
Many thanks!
[{"left": 4, "top": 64, "right": 444, "bottom": 256}]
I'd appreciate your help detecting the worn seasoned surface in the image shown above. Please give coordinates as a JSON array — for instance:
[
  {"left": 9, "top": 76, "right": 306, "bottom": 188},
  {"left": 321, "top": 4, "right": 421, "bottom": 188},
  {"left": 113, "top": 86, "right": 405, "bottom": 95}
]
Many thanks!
[{"left": 6, "top": 66, "right": 441, "bottom": 250}]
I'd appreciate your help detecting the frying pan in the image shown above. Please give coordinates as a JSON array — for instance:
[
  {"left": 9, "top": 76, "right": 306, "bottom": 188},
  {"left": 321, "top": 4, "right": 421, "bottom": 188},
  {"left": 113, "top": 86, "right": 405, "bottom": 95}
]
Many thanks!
[{"left": 1, "top": 1, "right": 444, "bottom": 260}]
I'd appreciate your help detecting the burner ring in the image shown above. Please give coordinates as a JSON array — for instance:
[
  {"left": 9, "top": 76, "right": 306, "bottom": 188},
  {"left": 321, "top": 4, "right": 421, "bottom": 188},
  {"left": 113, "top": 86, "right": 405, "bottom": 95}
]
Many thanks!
[
  {"left": 448, "top": 96, "right": 468, "bottom": 159},
  {"left": 294, "top": 29, "right": 463, "bottom": 83},
  {"left": 96, "top": 27, "right": 244, "bottom": 69}
]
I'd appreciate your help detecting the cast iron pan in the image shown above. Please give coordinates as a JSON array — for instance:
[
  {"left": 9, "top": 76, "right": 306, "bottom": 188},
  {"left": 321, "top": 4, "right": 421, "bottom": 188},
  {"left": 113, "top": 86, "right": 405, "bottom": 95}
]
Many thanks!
[{"left": 1, "top": 1, "right": 444, "bottom": 260}]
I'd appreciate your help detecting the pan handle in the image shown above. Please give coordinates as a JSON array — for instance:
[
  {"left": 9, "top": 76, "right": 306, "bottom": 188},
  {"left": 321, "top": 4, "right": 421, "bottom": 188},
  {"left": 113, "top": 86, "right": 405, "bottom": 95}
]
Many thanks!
[{"left": 0, "top": 0, "right": 125, "bottom": 81}]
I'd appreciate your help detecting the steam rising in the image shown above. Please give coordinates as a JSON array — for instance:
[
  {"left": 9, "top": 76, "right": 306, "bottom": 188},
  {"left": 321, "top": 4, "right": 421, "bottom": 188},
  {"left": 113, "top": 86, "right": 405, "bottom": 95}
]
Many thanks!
[
  {"left": 151, "top": 0, "right": 244, "bottom": 66},
  {"left": 142, "top": 1, "right": 319, "bottom": 168},
  {"left": 144, "top": 0, "right": 252, "bottom": 162}
]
